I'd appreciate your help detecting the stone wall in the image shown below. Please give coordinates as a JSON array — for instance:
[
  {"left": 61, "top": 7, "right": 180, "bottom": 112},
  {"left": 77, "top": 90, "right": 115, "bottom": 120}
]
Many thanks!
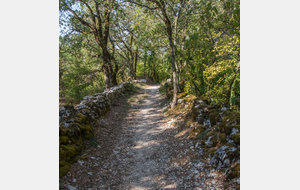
[
  {"left": 59, "top": 80, "right": 146, "bottom": 178},
  {"left": 164, "top": 81, "right": 240, "bottom": 184}
]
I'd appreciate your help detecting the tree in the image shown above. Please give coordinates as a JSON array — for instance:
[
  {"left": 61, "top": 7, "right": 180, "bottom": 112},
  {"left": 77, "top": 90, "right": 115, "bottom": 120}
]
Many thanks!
[{"left": 59, "top": 0, "right": 119, "bottom": 88}]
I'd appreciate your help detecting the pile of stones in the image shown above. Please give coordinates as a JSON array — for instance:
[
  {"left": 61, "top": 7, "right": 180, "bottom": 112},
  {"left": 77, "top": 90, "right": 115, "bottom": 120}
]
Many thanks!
[
  {"left": 163, "top": 80, "right": 240, "bottom": 184},
  {"left": 60, "top": 81, "right": 150, "bottom": 177}
]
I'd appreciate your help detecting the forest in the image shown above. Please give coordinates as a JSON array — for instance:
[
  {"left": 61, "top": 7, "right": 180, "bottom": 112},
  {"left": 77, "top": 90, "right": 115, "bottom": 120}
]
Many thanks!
[{"left": 59, "top": 0, "right": 240, "bottom": 111}]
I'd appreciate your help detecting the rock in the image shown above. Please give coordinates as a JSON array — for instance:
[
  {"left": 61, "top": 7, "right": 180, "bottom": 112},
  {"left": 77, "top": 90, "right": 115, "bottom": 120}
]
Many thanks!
[
  {"left": 198, "top": 100, "right": 207, "bottom": 106},
  {"left": 140, "top": 79, "right": 147, "bottom": 83},
  {"left": 196, "top": 162, "right": 205, "bottom": 168},
  {"left": 88, "top": 172, "right": 92, "bottom": 175},
  {"left": 221, "top": 107, "right": 227, "bottom": 111},
  {"left": 83, "top": 96, "right": 92, "bottom": 100},
  {"left": 231, "top": 127, "right": 239, "bottom": 135},
  {"left": 68, "top": 185, "right": 77, "bottom": 190},
  {"left": 78, "top": 160, "right": 84, "bottom": 166},
  {"left": 203, "top": 119, "right": 211, "bottom": 128},
  {"left": 60, "top": 106, "right": 66, "bottom": 113},
  {"left": 178, "top": 99, "right": 183, "bottom": 104},
  {"left": 205, "top": 136, "right": 214, "bottom": 147},
  {"left": 195, "top": 142, "right": 200, "bottom": 149},
  {"left": 132, "top": 79, "right": 147, "bottom": 83},
  {"left": 58, "top": 81, "right": 133, "bottom": 178},
  {"left": 192, "top": 169, "right": 199, "bottom": 174},
  {"left": 210, "top": 145, "right": 228, "bottom": 167},
  {"left": 223, "top": 158, "right": 231, "bottom": 168}
]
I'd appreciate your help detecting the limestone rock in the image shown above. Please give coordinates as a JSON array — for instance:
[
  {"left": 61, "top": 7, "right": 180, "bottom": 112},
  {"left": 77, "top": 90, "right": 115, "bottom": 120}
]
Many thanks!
[{"left": 59, "top": 81, "right": 131, "bottom": 178}]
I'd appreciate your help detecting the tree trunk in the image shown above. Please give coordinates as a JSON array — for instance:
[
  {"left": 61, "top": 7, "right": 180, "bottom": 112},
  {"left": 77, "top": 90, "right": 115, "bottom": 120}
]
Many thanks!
[
  {"left": 227, "top": 62, "right": 240, "bottom": 106},
  {"left": 144, "top": 50, "right": 147, "bottom": 78},
  {"left": 112, "top": 63, "right": 118, "bottom": 86},
  {"left": 103, "top": 65, "right": 111, "bottom": 89},
  {"left": 129, "top": 59, "right": 134, "bottom": 80},
  {"left": 153, "top": 60, "right": 156, "bottom": 82},
  {"left": 102, "top": 49, "right": 112, "bottom": 89},
  {"left": 167, "top": 26, "right": 177, "bottom": 108},
  {"left": 134, "top": 48, "right": 138, "bottom": 80},
  {"left": 207, "top": 79, "right": 216, "bottom": 105}
]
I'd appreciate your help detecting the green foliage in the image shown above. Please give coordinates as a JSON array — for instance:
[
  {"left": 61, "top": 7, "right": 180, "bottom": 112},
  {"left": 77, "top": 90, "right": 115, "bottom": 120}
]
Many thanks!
[
  {"left": 59, "top": 34, "right": 105, "bottom": 105},
  {"left": 59, "top": 0, "right": 240, "bottom": 111}
]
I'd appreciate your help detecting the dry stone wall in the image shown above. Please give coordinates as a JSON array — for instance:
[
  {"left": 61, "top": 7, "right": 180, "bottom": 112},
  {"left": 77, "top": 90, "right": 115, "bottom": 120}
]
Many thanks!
[
  {"left": 59, "top": 80, "right": 146, "bottom": 178},
  {"left": 164, "top": 80, "right": 240, "bottom": 183}
]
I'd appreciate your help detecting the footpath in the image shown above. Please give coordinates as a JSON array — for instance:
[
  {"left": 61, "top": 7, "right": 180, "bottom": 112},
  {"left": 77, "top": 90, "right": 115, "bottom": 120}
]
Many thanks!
[{"left": 59, "top": 84, "right": 232, "bottom": 190}]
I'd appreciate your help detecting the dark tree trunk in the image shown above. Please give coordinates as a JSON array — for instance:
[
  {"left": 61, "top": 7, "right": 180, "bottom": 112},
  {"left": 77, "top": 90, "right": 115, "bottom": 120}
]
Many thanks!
[
  {"left": 102, "top": 49, "right": 113, "bottom": 89},
  {"left": 112, "top": 63, "right": 118, "bottom": 86},
  {"left": 103, "top": 64, "right": 111, "bottom": 89}
]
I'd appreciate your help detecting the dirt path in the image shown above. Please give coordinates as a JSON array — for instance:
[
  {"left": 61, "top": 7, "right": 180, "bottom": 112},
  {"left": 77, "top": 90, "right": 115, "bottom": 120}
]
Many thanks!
[{"left": 60, "top": 84, "right": 226, "bottom": 190}]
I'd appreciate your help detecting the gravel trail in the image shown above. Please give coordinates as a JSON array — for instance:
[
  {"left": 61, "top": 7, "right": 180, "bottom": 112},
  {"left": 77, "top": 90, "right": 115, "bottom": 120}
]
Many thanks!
[{"left": 60, "top": 84, "right": 226, "bottom": 190}]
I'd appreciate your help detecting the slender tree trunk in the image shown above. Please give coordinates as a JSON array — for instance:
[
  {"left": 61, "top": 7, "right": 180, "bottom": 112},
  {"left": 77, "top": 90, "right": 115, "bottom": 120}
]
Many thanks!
[
  {"left": 227, "top": 62, "right": 240, "bottom": 106},
  {"left": 144, "top": 60, "right": 146, "bottom": 78},
  {"left": 207, "top": 79, "right": 216, "bottom": 105},
  {"left": 192, "top": 80, "right": 202, "bottom": 96},
  {"left": 134, "top": 48, "right": 138, "bottom": 80},
  {"left": 153, "top": 60, "right": 156, "bottom": 82},
  {"left": 144, "top": 50, "right": 147, "bottom": 78},
  {"left": 167, "top": 26, "right": 178, "bottom": 108},
  {"left": 130, "top": 59, "right": 134, "bottom": 80}
]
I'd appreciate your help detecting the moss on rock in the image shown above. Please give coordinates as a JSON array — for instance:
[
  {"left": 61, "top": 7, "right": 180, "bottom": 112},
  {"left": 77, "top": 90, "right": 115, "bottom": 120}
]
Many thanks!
[
  {"left": 227, "top": 164, "right": 240, "bottom": 180},
  {"left": 189, "top": 125, "right": 207, "bottom": 139},
  {"left": 219, "top": 134, "right": 227, "bottom": 144},
  {"left": 208, "top": 110, "right": 222, "bottom": 127},
  {"left": 222, "top": 110, "right": 240, "bottom": 126},
  {"left": 222, "top": 125, "right": 240, "bottom": 135},
  {"left": 60, "top": 144, "right": 77, "bottom": 163},
  {"left": 183, "top": 95, "right": 197, "bottom": 103},
  {"left": 207, "top": 130, "right": 216, "bottom": 137},
  {"left": 60, "top": 136, "right": 69, "bottom": 145},
  {"left": 209, "top": 147, "right": 217, "bottom": 157},
  {"left": 177, "top": 92, "right": 187, "bottom": 99},
  {"left": 59, "top": 163, "right": 70, "bottom": 178},
  {"left": 75, "top": 113, "right": 89, "bottom": 123},
  {"left": 232, "top": 133, "right": 240, "bottom": 145}
]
